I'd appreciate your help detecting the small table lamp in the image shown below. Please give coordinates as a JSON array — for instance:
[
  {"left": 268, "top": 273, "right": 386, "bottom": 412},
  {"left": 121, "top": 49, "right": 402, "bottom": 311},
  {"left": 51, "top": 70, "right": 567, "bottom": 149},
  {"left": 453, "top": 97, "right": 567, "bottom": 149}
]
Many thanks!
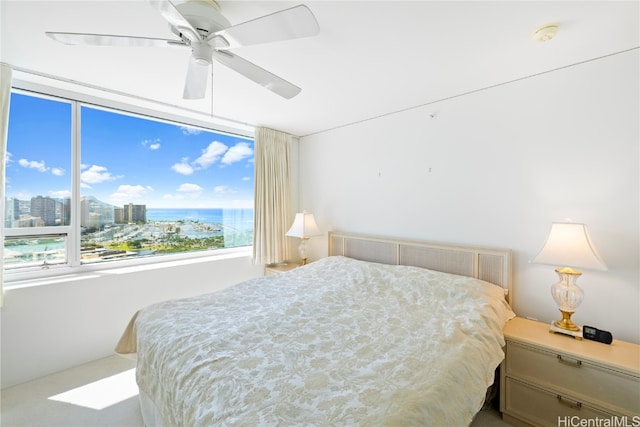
[
  {"left": 286, "top": 211, "right": 321, "bottom": 265},
  {"left": 532, "top": 222, "right": 607, "bottom": 337}
]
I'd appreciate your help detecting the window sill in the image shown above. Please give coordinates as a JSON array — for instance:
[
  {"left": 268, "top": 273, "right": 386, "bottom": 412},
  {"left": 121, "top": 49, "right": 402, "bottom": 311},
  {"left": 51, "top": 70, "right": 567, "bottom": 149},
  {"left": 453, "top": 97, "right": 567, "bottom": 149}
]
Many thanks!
[{"left": 5, "top": 246, "right": 253, "bottom": 290}]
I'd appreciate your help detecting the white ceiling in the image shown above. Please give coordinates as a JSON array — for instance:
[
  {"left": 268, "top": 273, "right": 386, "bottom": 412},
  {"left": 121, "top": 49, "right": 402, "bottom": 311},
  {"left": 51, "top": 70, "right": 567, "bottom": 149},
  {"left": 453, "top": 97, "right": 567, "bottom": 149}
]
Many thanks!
[{"left": 1, "top": 1, "right": 638, "bottom": 137}]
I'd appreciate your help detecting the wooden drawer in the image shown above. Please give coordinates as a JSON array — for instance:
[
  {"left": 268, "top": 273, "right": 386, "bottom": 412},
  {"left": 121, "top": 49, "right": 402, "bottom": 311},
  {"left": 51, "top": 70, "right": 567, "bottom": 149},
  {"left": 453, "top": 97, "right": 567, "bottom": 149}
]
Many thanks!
[
  {"left": 504, "top": 377, "right": 615, "bottom": 427},
  {"left": 506, "top": 341, "right": 640, "bottom": 415}
]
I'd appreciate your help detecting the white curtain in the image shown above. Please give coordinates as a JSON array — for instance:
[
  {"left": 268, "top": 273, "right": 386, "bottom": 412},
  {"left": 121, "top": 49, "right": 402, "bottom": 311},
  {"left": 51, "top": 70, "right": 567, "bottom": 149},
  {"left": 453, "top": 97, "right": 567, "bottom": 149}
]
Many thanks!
[
  {"left": 253, "top": 127, "right": 293, "bottom": 265},
  {"left": 0, "top": 64, "right": 13, "bottom": 307}
]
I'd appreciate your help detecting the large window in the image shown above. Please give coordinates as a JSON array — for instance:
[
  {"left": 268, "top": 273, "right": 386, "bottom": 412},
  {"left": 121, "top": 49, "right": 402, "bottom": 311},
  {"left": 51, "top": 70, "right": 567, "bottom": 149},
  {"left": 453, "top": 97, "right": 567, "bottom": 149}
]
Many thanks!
[{"left": 4, "top": 90, "right": 254, "bottom": 276}]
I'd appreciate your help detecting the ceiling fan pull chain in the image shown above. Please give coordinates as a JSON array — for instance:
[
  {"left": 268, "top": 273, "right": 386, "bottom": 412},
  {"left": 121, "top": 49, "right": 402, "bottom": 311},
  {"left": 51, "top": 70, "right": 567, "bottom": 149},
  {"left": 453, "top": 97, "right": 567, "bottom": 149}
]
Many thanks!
[{"left": 210, "top": 65, "right": 214, "bottom": 118}]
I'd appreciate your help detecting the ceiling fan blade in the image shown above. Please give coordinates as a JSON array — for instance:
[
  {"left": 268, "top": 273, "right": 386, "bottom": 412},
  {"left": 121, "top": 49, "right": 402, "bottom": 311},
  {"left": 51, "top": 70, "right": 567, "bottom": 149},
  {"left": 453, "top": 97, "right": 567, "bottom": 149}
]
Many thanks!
[
  {"left": 46, "top": 32, "right": 185, "bottom": 47},
  {"left": 212, "top": 5, "right": 319, "bottom": 50},
  {"left": 146, "top": 0, "right": 200, "bottom": 42},
  {"left": 183, "top": 56, "right": 210, "bottom": 99},
  {"left": 212, "top": 50, "right": 301, "bottom": 99}
]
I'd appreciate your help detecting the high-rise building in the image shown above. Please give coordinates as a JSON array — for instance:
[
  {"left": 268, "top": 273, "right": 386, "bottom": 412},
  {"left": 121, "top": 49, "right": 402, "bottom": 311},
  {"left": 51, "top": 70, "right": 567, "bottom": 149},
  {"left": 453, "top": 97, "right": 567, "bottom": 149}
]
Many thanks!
[
  {"left": 123, "top": 203, "right": 146, "bottom": 223},
  {"left": 114, "top": 207, "right": 124, "bottom": 224},
  {"left": 30, "top": 196, "right": 57, "bottom": 226},
  {"left": 80, "top": 196, "right": 115, "bottom": 229},
  {"left": 58, "top": 198, "right": 71, "bottom": 226},
  {"left": 4, "top": 198, "right": 20, "bottom": 227},
  {"left": 14, "top": 215, "right": 45, "bottom": 228}
]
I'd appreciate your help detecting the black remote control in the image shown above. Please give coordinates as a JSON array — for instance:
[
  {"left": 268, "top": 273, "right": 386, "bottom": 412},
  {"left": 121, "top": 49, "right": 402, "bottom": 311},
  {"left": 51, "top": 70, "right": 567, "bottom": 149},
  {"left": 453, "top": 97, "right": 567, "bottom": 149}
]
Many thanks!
[{"left": 583, "top": 325, "right": 613, "bottom": 344}]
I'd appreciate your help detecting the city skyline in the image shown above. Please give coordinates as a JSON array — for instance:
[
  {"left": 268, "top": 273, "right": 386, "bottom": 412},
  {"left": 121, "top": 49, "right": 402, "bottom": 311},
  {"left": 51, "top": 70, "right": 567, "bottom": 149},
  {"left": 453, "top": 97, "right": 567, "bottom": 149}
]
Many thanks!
[
  {"left": 4, "top": 194, "right": 144, "bottom": 228},
  {"left": 5, "top": 92, "right": 255, "bottom": 210}
]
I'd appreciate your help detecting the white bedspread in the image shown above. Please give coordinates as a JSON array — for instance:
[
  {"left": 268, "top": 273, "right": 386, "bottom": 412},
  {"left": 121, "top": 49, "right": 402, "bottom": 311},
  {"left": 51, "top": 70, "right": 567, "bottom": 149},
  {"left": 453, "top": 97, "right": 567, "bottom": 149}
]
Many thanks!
[{"left": 131, "top": 256, "right": 515, "bottom": 426}]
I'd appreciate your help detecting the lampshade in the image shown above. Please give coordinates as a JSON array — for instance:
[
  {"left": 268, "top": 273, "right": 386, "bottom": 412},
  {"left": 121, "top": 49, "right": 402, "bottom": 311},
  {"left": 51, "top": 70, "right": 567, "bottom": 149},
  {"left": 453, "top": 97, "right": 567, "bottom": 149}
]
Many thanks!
[
  {"left": 286, "top": 211, "right": 321, "bottom": 239},
  {"left": 532, "top": 222, "right": 607, "bottom": 271}
]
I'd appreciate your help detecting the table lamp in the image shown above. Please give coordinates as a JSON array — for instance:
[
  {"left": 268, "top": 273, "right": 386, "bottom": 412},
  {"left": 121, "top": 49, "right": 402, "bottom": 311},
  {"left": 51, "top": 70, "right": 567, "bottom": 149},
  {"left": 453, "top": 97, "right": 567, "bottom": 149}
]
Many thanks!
[
  {"left": 286, "top": 211, "right": 321, "bottom": 265},
  {"left": 532, "top": 222, "right": 607, "bottom": 337}
]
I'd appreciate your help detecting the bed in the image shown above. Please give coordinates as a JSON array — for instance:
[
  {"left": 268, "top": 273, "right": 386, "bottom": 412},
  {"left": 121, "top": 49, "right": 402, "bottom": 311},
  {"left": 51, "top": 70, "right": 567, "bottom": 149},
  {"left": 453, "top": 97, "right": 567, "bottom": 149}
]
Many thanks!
[{"left": 116, "top": 231, "right": 515, "bottom": 426}]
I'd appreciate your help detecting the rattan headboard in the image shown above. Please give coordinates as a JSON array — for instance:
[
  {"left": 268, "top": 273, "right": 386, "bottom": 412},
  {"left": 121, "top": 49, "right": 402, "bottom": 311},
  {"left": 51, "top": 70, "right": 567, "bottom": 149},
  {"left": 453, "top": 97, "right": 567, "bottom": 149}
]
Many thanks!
[{"left": 328, "top": 231, "right": 512, "bottom": 304}]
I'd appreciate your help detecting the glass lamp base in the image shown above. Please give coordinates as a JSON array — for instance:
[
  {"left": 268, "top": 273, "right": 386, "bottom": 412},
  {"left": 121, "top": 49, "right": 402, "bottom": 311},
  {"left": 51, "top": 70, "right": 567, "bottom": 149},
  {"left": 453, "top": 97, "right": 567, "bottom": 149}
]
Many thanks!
[
  {"left": 550, "top": 268, "right": 584, "bottom": 336},
  {"left": 297, "top": 237, "right": 310, "bottom": 265}
]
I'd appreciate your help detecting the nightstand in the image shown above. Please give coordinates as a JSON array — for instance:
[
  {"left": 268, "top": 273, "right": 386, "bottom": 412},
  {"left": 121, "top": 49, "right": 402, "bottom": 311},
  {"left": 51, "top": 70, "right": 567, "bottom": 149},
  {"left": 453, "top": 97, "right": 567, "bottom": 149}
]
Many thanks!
[
  {"left": 265, "top": 262, "right": 300, "bottom": 276},
  {"left": 500, "top": 317, "right": 640, "bottom": 427}
]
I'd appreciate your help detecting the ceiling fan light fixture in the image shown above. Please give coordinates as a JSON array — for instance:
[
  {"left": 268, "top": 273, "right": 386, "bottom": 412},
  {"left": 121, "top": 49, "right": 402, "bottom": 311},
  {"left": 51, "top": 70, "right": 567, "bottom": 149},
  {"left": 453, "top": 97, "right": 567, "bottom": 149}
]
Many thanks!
[
  {"left": 532, "top": 23, "right": 559, "bottom": 42},
  {"left": 192, "top": 42, "right": 213, "bottom": 65}
]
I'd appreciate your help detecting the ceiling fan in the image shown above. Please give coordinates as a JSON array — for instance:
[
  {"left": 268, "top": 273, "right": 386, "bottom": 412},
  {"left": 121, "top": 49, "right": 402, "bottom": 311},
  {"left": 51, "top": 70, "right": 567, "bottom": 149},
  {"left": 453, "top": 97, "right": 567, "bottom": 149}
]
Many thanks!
[{"left": 46, "top": 0, "right": 320, "bottom": 99}]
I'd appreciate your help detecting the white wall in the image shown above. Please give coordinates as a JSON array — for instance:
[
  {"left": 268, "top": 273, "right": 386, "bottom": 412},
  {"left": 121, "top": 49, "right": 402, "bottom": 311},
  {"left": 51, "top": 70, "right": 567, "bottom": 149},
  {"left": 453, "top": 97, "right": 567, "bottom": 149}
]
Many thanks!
[
  {"left": 1, "top": 252, "right": 263, "bottom": 388},
  {"left": 299, "top": 50, "right": 639, "bottom": 343}
]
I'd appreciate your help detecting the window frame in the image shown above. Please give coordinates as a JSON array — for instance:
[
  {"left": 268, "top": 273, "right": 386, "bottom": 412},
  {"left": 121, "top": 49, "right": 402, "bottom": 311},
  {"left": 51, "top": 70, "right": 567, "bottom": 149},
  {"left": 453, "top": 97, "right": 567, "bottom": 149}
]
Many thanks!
[{"left": 4, "top": 80, "right": 255, "bottom": 284}]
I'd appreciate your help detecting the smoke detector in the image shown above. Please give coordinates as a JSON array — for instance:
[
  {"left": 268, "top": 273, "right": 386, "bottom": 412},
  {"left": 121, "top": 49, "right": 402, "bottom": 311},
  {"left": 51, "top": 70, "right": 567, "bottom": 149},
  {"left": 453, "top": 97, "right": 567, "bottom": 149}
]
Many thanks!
[{"left": 532, "top": 24, "right": 559, "bottom": 42}]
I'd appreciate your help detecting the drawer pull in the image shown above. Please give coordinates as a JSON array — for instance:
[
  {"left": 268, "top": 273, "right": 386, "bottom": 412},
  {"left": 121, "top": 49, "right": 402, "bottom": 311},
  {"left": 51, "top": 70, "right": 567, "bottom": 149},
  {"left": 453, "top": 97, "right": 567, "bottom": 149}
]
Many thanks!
[
  {"left": 557, "top": 354, "right": 582, "bottom": 367},
  {"left": 557, "top": 395, "right": 582, "bottom": 410}
]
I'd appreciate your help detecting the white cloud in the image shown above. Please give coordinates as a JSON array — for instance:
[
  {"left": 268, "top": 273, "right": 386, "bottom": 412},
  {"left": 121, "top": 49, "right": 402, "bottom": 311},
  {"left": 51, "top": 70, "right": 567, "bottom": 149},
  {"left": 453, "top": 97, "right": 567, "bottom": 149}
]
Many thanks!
[
  {"left": 214, "top": 185, "right": 236, "bottom": 195},
  {"left": 194, "top": 141, "right": 228, "bottom": 169},
  {"left": 180, "top": 126, "right": 202, "bottom": 135},
  {"left": 19, "top": 158, "right": 48, "bottom": 172},
  {"left": 81, "top": 165, "right": 116, "bottom": 185},
  {"left": 171, "top": 159, "right": 194, "bottom": 175},
  {"left": 221, "top": 142, "right": 253, "bottom": 166},
  {"left": 142, "top": 138, "right": 161, "bottom": 150},
  {"left": 172, "top": 141, "right": 249, "bottom": 175},
  {"left": 110, "top": 184, "right": 152, "bottom": 202},
  {"left": 18, "top": 159, "right": 67, "bottom": 176},
  {"left": 50, "top": 190, "right": 71, "bottom": 199},
  {"left": 242, "top": 176, "right": 251, "bottom": 181},
  {"left": 177, "top": 183, "right": 202, "bottom": 192},
  {"left": 177, "top": 183, "right": 203, "bottom": 196},
  {"left": 15, "top": 191, "right": 31, "bottom": 200}
]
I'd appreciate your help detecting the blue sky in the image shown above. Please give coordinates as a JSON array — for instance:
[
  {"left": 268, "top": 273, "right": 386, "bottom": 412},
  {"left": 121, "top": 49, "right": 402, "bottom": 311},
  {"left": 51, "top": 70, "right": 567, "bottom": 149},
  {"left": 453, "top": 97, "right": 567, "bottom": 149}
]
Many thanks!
[{"left": 6, "top": 92, "right": 254, "bottom": 209}]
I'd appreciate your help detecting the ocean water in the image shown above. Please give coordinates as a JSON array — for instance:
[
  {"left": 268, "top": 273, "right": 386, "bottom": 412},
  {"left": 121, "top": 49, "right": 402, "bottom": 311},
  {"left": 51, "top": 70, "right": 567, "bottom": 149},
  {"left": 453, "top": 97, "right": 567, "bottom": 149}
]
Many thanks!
[
  {"left": 5, "top": 208, "right": 254, "bottom": 262},
  {"left": 147, "top": 208, "right": 254, "bottom": 231}
]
